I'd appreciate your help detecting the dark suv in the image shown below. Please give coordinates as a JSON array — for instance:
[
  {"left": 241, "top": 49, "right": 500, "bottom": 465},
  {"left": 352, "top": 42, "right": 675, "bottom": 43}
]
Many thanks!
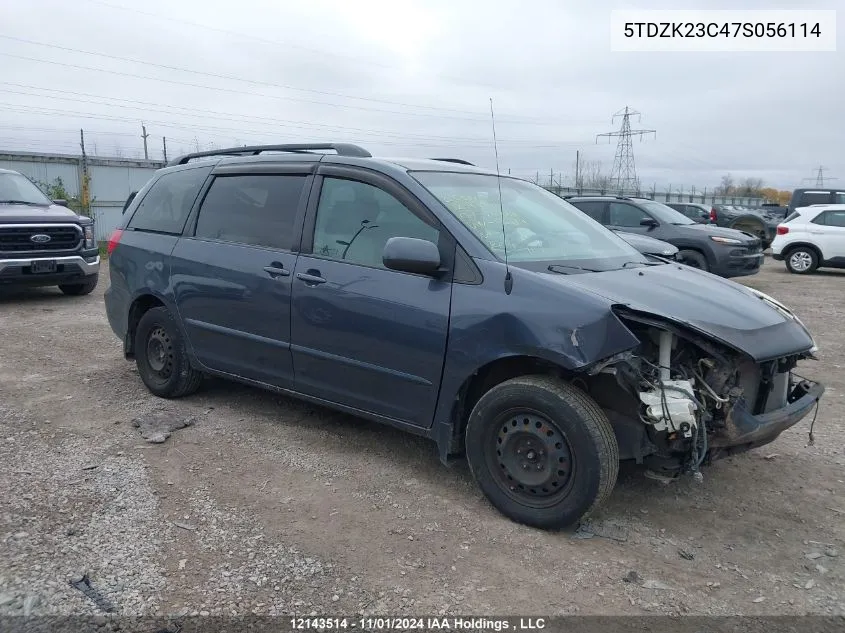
[
  {"left": 567, "top": 196, "right": 764, "bottom": 277},
  {"left": 0, "top": 168, "right": 100, "bottom": 294},
  {"left": 104, "top": 144, "right": 823, "bottom": 529},
  {"left": 787, "top": 188, "right": 845, "bottom": 213}
]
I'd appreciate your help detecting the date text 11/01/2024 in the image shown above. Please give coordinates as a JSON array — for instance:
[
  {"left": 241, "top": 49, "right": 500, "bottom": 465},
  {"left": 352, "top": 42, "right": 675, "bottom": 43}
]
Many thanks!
[{"left": 290, "top": 617, "right": 547, "bottom": 630}]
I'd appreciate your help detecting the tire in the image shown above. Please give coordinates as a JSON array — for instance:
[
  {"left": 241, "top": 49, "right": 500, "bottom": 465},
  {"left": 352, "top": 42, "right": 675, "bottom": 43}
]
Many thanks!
[
  {"left": 784, "top": 246, "right": 818, "bottom": 275},
  {"left": 135, "top": 306, "right": 203, "bottom": 398},
  {"left": 58, "top": 274, "right": 99, "bottom": 296},
  {"left": 677, "top": 249, "right": 709, "bottom": 272},
  {"left": 465, "top": 375, "right": 618, "bottom": 529}
]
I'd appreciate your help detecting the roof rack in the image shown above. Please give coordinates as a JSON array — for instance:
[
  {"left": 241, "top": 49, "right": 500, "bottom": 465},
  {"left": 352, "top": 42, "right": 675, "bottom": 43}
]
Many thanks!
[
  {"left": 167, "top": 143, "right": 372, "bottom": 166},
  {"left": 430, "top": 158, "right": 475, "bottom": 166}
]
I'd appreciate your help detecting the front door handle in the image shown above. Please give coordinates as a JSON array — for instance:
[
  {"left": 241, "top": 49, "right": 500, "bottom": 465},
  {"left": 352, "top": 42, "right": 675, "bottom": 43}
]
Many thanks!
[
  {"left": 263, "top": 265, "right": 290, "bottom": 278},
  {"left": 296, "top": 272, "right": 327, "bottom": 285}
]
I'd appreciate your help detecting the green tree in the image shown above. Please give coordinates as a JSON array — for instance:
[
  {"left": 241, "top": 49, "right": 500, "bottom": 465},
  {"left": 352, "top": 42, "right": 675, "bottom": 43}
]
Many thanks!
[{"left": 32, "top": 177, "right": 93, "bottom": 217}]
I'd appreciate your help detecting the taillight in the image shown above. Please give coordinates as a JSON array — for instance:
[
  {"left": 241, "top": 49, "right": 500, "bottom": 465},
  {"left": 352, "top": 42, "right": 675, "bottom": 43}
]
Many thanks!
[
  {"left": 709, "top": 208, "right": 717, "bottom": 222},
  {"left": 107, "top": 229, "right": 124, "bottom": 254},
  {"left": 776, "top": 226, "right": 789, "bottom": 235}
]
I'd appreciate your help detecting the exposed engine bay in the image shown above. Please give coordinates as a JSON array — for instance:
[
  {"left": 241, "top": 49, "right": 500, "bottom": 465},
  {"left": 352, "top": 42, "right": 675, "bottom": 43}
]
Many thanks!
[{"left": 582, "top": 311, "right": 820, "bottom": 479}]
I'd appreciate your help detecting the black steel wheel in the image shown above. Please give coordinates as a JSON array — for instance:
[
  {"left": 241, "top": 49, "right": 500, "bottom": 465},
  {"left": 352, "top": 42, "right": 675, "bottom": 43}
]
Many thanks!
[
  {"left": 490, "top": 410, "right": 576, "bottom": 508},
  {"left": 135, "top": 307, "right": 203, "bottom": 398},
  {"left": 465, "top": 375, "right": 618, "bottom": 529}
]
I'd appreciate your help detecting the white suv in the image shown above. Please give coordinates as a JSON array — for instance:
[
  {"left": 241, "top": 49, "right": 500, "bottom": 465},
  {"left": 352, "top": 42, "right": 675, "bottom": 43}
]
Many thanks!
[{"left": 771, "top": 204, "right": 845, "bottom": 274}]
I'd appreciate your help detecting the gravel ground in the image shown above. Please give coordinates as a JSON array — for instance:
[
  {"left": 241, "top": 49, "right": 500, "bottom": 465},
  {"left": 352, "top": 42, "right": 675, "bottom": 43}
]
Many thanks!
[{"left": 0, "top": 257, "right": 843, "bottom": 619}]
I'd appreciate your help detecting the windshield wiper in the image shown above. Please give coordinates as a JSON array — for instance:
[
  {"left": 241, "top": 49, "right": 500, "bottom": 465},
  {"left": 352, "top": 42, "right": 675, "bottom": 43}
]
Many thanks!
[
  {"left": 0, "top": 200, "right": 42, "bottom": 205},
  {"left": 621, "top": 260, "right": 659, "bottom": 268},
  {"left": 547, "top": 264, "right": 602, "bottom": 274}
]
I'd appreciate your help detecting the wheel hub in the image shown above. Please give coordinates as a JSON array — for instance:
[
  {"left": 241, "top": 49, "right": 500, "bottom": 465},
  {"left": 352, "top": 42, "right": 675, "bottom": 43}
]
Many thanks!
[
  {"left": 146, "top": 327, "right": 173, "bottom": 377},
  {"left": 789, "top": 251, "right": 812, "bottom": 272},
  {"left": 494, "top": 413, "right": 573, "bottom": 498}
]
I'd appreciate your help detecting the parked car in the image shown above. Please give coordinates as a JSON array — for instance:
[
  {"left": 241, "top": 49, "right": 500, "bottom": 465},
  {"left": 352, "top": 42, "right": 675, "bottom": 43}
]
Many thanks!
[
  {"left": 104, "top": 144, "right": 823, "bottom": 529},
  {"left": 787, "top": 188, "right": 845, "bottom": 214},
  {"left": 614, "top": 231, "right": 678, "bottom": 259},
  {"left": 710, "top": 204, "right": 778, "bottom": 248},
  {"left": 0, "top": 168, "right": 100, "bottom": 294},
  {"left": 566, "top": 196, "right": 764, "bottom": 278},
  {"left": 664, "top": 202, "right": 710, "bottom": 224},
  {"left": 771, "top": 204, "right": 845, "bottom": 274}
]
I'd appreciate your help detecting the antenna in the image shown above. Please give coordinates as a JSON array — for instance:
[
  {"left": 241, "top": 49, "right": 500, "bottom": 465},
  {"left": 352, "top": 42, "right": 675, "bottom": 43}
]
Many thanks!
[{"left": 490, "top": 97, "right": 513, "bottom": 295}]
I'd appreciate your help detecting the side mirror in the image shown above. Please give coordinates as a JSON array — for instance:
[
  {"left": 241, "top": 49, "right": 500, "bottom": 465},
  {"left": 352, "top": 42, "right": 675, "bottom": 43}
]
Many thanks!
[
  {"left": 52, "top": 199, "right": 68, "bottom": 207},
  {"left": 640, "top": 218, "right": 659, "bottom": 228},
  {"left": 123, "top": 191, "right": 138, "bottom": 213},
  {"left": 383, "top": 237, "right": 441, "bottom": 275}
]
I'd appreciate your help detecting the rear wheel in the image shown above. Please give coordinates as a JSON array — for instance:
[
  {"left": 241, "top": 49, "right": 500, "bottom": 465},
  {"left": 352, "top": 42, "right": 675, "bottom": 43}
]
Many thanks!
[
  {"left": 465, "top": 375, "right": 618, "bottom": 529},
  {"left": 677, "top": 249, "right": 709, "bottom": 272},
  {"left": 59, "top": 274, "right": 99, "bottom": 296},
  {"left": 135, "top": 307, "right": 203, "bottom": 398},
  {"left": 785, "top": 247, "right": 818, "bottom": 275}
]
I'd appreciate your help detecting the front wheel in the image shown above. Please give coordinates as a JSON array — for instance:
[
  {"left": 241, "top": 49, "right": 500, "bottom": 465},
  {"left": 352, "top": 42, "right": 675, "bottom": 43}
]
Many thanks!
[
  {"left": 59, "top": 274, "right": 99, "bottom": 296},
  {"left": 465, "top": 375, "right": 618, "bottom": 529},
  {"left": 677, "top": 249, "right": 709, "bottom": 272}
]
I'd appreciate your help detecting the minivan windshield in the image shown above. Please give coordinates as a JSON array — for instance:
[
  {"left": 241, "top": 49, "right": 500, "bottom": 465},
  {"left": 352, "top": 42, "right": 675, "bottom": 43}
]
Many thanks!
[
  {"left": 637, "top": 199, "right": 696, "bottom": 225},
  {"left": 0, "top": 172, "right": 52, "bottom": 205},
  {"left": 413, "top": 172, "right": 649, "bottom": 271}
]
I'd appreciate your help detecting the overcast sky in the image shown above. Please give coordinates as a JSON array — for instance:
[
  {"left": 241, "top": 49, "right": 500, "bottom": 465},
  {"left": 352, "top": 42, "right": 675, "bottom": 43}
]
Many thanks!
[{"left": 1, "top": 0, "right": 842, "bottom": 191}]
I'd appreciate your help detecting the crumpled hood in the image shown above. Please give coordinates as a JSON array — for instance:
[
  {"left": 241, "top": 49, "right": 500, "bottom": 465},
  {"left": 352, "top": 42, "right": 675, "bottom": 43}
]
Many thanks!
[
  {"left": 546, "top": 263, "right": 814, "bottom": 361},
  {"left": 0, "top": 202, "right": 83, "bottom": 224}
]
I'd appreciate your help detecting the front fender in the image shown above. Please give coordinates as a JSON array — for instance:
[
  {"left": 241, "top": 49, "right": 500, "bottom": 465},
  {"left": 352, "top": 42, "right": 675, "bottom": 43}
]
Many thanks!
[{"left": 432, "top": 260, "right": 641, "bottom": 451}]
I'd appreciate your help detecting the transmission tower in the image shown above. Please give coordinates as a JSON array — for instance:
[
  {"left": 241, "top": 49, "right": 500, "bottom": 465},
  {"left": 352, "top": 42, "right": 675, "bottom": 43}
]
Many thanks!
[
  {"left": 802, "top": 165, "right": 837, "bottom": 187},
  {"left": 596, "top": 106, "right": 656, "bottom": 192}
]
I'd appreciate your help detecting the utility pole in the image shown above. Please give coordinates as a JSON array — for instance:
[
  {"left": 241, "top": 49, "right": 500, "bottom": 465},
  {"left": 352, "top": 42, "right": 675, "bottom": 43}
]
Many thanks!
[
  {"left": 575, "top": 150, "right": 580, "bottom": 190},
  {"left": 141, "top": 123, "right": 149, "bottom": 160},
  {"left": 162, "top": 137, "right": 168, "bottom": 162},
  {"left": 79, "top": 129, "right": 90, "bottom": 217},
  {"left": 596, "top": 106, "right": 656, "bottom": 193}
]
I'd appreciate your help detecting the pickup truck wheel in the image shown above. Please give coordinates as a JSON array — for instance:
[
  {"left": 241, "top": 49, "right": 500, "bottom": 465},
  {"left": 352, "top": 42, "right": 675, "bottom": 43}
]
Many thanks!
[
  {"left": 785, "top": 247, "right": 818, "bottom": 274},
  {"left": 465, "top": 375, "right": 618, "bottom": 529},
  {"left": 135, "top": 307, "right": 203, "bottom": 398},
  {"left": 58, "top": 274, "right": 99, "bottom": 296},
  {"left": 677, "top": 249, "right": 709, "bottom": 272}
]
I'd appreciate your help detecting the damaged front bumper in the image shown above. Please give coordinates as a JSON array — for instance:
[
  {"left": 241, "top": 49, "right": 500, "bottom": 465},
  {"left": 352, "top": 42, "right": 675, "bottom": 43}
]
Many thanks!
[{"left": 708, "top": 377, "right": 824, "bottom": 459}]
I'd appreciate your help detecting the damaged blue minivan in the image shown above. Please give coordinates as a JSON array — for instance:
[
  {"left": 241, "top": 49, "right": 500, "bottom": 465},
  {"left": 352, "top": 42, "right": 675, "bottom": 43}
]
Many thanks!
[{"left": 104, "top": 144, "right": 824, "bottom": 529}]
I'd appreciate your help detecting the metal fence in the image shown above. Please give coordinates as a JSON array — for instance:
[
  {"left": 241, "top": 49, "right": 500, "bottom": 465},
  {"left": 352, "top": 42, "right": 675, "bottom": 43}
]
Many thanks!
[
  {"left": 0, "top": 151, "right": 164, "bottom": 241},
  {"left": 542, "top": 185, "right": 765, "bottom": 207}
]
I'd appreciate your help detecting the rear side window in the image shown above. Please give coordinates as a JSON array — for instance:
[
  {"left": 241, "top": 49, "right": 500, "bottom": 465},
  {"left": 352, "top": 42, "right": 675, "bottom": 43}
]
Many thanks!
[
  {"left": 782, "top": 211, "right": 800, "bottom": 223},
  {"left": 127, "top": 166, "right": 211, "bottom": 234},
  {"left": 194, "top": 174, "right": 307, "bottom": 250},
  {"left": 571, "top": 200, "right": 605, "bottom": 221},
  {"left": 834, "top": 192, "right": 845, "bottom": 204},
  {"left": 798, "top": 191, "right": 832, "bottom": 206},
  {"left": 813, "top": 211, "right": 845, "bottom": 227}
]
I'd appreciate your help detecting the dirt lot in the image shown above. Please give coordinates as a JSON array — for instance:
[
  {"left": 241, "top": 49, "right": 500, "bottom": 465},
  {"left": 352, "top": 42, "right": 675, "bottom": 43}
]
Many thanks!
[{"left": 1, "top": 257, "right": 843, "bottom": 618}]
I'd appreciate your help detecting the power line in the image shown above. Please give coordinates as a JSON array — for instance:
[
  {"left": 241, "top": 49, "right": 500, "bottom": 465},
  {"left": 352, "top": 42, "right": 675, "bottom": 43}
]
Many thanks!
[
  {"left": 596, "top": 106, "right": 656, "bottom": 191},
  {"left": 0, "top": 34, "right": 511, "bottom": 118},
  {"left": 79, "top": 0, "right": 523, "bottom": 93},
  {"left": 0, "top": 83, "right": 566, "bottom": 145}
]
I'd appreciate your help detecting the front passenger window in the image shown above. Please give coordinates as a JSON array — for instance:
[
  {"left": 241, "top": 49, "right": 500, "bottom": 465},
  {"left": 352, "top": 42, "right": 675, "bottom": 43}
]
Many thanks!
[
  {"left": 312, "top": 178, "right": 439, "bottom": 269},
  {"left": 609, "top": 202, "right": 650, "bottom": 227}
]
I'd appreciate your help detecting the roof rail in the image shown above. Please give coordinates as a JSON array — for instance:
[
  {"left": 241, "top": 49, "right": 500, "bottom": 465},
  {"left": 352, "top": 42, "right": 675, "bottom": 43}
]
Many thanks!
[
  {"left": 167, "top": 143, "right": 372, "bottom": 166},
  {"left": 430, "top": 158, "right": 475, "bottom": 166}
]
